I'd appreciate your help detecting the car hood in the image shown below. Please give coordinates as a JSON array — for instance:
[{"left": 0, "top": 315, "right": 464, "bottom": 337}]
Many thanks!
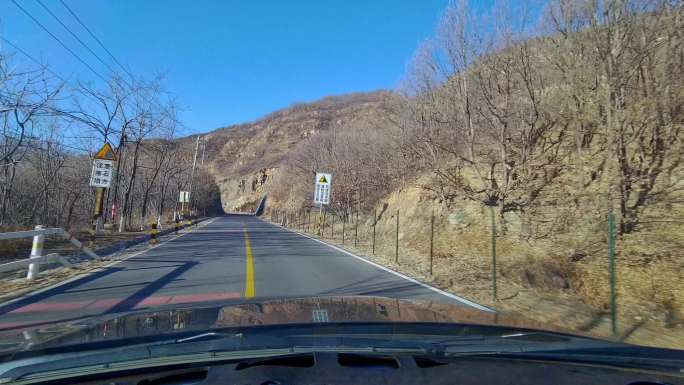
[{"left": 0, "top": 296, "right": 574, "bottom": 356}]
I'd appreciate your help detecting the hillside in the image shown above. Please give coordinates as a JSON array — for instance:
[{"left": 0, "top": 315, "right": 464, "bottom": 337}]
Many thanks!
[
  {"left": 201, "top": 91, "right": 393, "bottom": 212},
  {"left": 196, "top": 1, "right": 683, "bottom": 348},
  {"left": 197, "top": 87, "right": 682, "bottom": 348}
]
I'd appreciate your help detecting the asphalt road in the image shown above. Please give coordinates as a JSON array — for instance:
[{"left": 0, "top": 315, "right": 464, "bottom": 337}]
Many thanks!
[{"left": 0, "top": 215, "right": 489, "bottom": 329}]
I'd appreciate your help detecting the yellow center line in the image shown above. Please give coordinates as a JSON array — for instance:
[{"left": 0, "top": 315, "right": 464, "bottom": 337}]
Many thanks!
[{"left": 243, "top": 228, "right": 255, "bottom": 298}]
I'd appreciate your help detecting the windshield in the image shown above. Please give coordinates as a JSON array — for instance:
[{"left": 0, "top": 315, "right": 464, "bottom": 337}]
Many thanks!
[{"left": 0, "top": 0, "right": 682, "bottom": 382}]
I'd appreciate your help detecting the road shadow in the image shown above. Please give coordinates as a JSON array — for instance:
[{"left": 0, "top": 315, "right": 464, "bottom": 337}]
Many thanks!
[
  {"left": 0, "top": 267, "right": 124, "bottom": 316},
  {"left": 105, "top": 261, "right": 199, "bottom": 314},
  {"left": 315, "top": 274, "right": 425, "bottom": 298},
  {"left": 63, "top": 281, "right": 153, "bottom": 294}
]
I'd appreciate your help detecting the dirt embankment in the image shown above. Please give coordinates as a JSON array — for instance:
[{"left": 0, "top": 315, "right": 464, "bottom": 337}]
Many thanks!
[
  {"left": 272, "top": 178, "right": 684, "bottom": 349},
  {"left": 200, "top": 89, "right": 683, "bottom": 349}
]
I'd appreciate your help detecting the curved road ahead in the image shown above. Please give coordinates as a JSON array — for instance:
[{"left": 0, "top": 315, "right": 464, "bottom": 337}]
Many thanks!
[{"left": 0, "top": 215, "right": 490, "bottom": 329}]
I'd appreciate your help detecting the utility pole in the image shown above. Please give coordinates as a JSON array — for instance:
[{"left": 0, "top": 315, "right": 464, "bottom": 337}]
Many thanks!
[{"left": 188, "top": 135, "right": 200, "bottom": 216}]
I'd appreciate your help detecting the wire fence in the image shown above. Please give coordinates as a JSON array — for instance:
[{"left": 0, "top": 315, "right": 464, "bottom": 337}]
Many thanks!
[{"left": 269, "top": 199, "right": 684, "bottom": 343}]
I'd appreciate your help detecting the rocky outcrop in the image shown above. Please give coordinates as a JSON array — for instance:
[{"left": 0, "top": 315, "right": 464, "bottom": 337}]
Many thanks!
[{"left": 200, "top": 91, "right": 391, "bottom": 212}]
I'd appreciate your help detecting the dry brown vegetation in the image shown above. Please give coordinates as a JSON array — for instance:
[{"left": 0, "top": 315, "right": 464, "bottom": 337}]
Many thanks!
[
  {"left": 203, "top": 0, "right": 683, "bottom": 347},
  {"left": 277, "top": 181, "right": 682, "bottom": 348}
]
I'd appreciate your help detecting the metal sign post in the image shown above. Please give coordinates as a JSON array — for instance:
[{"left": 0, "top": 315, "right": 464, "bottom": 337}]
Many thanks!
[
  {"left": 313, "top": 172, "right": 332, "bottom": 236},
  {"left": 179, "top": 191, "right": 189, "bottom": 217},
  {"left": 90, "top": 143, "right": 117, "bottom": 235}
]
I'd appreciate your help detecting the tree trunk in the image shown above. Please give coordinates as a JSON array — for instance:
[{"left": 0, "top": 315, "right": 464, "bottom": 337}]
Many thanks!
[
  {"left": 112, "top": 129, "right": 127, "bottom": 226},
  {"left": 120, "top": 141, "right": 141, "bottom": 232},
  {"left": 0, "top": 164, "right": 16, "bottom": 225},
  {"left": 141, "top": 192, "right": 150, "bottom": 226},
  {"left": 66, "top": 193, "right": 78, "bottom": 229}
]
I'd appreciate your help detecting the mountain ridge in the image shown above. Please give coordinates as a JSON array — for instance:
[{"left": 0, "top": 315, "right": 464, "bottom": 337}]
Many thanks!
[{"left": 197, "top": 90, "right": 392, "bottom": 212}]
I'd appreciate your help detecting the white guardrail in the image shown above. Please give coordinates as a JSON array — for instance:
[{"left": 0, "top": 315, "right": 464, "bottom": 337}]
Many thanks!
[{"left": 0, "top": 226, "right": 99, "bottom": 280}]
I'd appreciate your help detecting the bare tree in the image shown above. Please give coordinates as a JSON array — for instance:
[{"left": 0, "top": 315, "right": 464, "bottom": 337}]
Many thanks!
[
  {"left": 0, "top": 55, "right": 62, "bottom": 225},
  {"left": 544, "top": 0, "right": 683, "bottom": 233}
]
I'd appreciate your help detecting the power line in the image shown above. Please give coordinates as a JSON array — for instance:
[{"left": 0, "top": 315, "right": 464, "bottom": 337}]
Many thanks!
[
  {"left": 9, "top": 1, "right": 173, "bottom": 126},
  {"left": 10, "top": 0, "right": 108, "bottom": 83},
  {"left": 2, "top": 132, "right": 91, "bottom": 154},
  {"left": 3, "top": 33, "right": 171, "bottom": 141},
  {"left": 0, "top": 36, "right": 116, "bottom": 111},
  {"left": 55, "top": 1, "right": 172, "bottom": 115},
  {"left": 58, "top": 0, "right": 136, "bottom": 81},
  {"left": 35, "top": 0, "right": 119, "bottom": 78},
  {"left": 0, "top": 36, "right": 69, "bottom": 84},
  {"left": 36, "top": 0, "right": 143, "bottom": 100},
  {"left": 34, "top": 0, "right": 141, "bottom": 98},
  {"left": 0, "top": 38, "right": 127, "bottom": 147}
]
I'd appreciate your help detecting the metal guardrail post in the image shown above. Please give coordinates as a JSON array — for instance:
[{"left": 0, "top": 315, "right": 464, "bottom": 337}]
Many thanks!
[
  {"left": 26, "top": 225, "right": 45, "bottom": 280},
  {"left": 0, "top": 227, "right": 99, "bottom": 277}
]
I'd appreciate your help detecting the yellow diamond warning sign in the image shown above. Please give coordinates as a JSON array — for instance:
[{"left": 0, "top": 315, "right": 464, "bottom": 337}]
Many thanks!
[{"left": 95, "top": 142, "right": 117, "bottom": 161}]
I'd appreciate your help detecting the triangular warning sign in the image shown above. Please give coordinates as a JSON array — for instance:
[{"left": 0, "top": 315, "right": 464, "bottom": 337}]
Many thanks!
[
  {"left": 319, "top": 176, "right": 328, "bottom": 183},
  {"left": 95, "top": 142, "right": 117, "bottom": 161}
]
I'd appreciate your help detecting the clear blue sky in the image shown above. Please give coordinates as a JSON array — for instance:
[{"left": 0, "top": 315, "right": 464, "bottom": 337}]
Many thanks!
[{"left": 0, "top": 0, "right": 503, "bottom": 134}]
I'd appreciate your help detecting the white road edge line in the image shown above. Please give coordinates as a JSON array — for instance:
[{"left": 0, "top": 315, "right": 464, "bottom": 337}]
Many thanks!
[
  {"left": 0, "top": 218, "right": 219, "bottom": 310},
  {"left": 258, "top": 217, "right": 495, "bottom": 313}
]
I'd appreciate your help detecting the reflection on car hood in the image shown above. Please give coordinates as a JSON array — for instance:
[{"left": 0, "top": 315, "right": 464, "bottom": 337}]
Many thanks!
[{"left": 0, "top": 296, "right": 573, "bottom": 356}]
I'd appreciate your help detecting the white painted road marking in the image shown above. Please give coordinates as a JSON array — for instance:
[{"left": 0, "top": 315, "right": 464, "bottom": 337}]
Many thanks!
[{"left": 259, "top": 217, "right": 495, "bottom": 313}]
